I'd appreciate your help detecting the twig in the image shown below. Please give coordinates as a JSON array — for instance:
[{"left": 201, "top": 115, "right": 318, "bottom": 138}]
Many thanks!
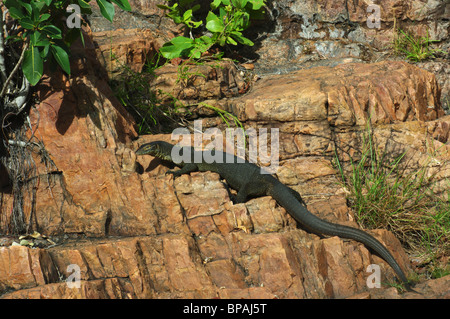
[
  {"left": 8, "top": 139, "right": 28, "bottom": 147},
  {"left": 0, "top": 7, "right": 7, "bottom": 83},
  {"left": 0, "top": 41, "right": 28, "bottom": 98},
  {"left": 10, "top": 75, "right": 30, "bottom": 112}
]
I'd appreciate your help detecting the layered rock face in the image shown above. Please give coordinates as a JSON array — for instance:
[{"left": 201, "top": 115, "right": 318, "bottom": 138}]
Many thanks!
[
  {"left": 0, "top": 1, "right": 449, "bottom": 299},
  {"left": 256, "top": 0, "right": 450, "bottom": 101},
  {"left": 1, "top": 55, "right": 449, "bottom": 298}
]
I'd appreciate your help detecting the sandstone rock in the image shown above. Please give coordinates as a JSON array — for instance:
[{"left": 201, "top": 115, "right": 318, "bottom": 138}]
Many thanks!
[
  {"left": 348, "top": 275, "right": 450, "bottom": 299},
  {"left": 273, "top": 0, "right": 449, "bottom": 41},
  {"left": 1, "top": 279, "right": 136, "bottom": 299},
  {"left": 418, "top": 61, "right": 450, "bottom": 111},
  {"left": 151, "top": 60, "right": 248, "bottom": 105},
  {"left": 0, "top": 245, "right": 59, "bottom": 291},
  {"left": 93, "top": 28, "right": 167, "bottom": 78},
  {"left": 229, "top": 61, "right": 443, "bottom": 125},
  {"left": 1, "top": 223, "right": 449, "bottom": 299},
  {"left": 126, "top": 0, "right": 169, "bottom": 16},
  {"left": 3, "top": 82, "right": 448, "bottom": 299},
  {"left": 88, "top": 0, "right": 180, "bottom": 78},
  {"left": 257, "top": 0, "right": 449, "bottom": 91}
]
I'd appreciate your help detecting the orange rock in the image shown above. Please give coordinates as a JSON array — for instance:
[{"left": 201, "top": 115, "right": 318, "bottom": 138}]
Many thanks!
[
  {"left": 231, "top": 61, "right": 443, "bottom": 125},
  {"left": 0, "top": 245, "right": 58, "bottom": 291}
]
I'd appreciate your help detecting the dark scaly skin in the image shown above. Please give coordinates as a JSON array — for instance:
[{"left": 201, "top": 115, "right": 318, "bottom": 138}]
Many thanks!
[{"left": 136, "top": 141, "right": 414, "bottom": 291}]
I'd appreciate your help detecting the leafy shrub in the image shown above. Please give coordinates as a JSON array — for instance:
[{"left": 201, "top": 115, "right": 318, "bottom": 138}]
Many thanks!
[
  {"left": 158, "top": 0, "right": 266, "bottom": 59},
  {"left": 3, "top": 0, "right": 131, "bottom": 85}
]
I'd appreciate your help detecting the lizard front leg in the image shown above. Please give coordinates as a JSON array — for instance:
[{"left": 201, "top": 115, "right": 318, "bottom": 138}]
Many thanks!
[{"left": 167, "top": 163, "right": 199, "bottom": 178}]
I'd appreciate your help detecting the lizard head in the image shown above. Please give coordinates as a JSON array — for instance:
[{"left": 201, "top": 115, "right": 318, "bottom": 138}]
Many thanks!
[{"left": 135, "top": 141, "right": 174, "bottom": 161}]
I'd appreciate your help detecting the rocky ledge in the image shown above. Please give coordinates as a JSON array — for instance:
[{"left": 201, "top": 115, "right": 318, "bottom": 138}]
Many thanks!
[{"left": 0, "top": 1, "right": 449, "bottom": 299}]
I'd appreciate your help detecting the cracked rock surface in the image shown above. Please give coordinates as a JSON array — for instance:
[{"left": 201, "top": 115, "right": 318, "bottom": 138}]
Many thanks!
[{"left": 1, "top": 3, "right": 450, "bottom": 298}]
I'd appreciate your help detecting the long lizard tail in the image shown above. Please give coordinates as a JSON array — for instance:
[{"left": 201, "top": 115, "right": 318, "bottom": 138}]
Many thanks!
[{"left": 270, "top": 183, "right": 410, "bottom": 287}]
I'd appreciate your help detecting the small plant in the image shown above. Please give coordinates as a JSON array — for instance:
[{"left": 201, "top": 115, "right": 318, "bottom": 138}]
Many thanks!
[
  {"left": 110, "top": 54, "right": 180, "bottom": 134},
  {"left": 110, "top": 1, "right": 254, "bottom": 136},
  {"left": 158, "top": 0, "right": 266, "bottom": 60},
  {"left": 198, "top": 101, "right": 245, "bottom": 131},
  {"left": 393, "top": 28, "right": 444, "bottom": 62},
  {"left": 110, "top": 54, "right": 245, "bottom": 135}
]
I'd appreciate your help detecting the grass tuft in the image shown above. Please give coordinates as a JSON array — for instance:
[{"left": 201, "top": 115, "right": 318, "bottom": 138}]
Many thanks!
[
  {"left": 392, "top": 28, "right": 444, "bottom": 62},
  {"left": 335, "top": 121, "right": 449, "bottom": 279}
]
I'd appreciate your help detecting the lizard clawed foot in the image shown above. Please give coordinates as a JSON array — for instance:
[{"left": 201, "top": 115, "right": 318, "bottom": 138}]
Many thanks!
[{"left": 166, "top": 169, "right": 181, "bottom": 178}]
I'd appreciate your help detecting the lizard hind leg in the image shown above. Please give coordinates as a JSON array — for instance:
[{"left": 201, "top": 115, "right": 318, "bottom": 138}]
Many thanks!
[
  {"left": 288, "top": 187, "right": 307, "bottom": 207},
  {"left": 234, "top": 183, "right": 251, "bottom": 203}
]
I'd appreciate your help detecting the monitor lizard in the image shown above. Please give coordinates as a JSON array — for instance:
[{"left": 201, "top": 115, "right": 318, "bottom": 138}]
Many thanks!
[{"left": 136, "top": 140, "right": 414, "bottom": 290}]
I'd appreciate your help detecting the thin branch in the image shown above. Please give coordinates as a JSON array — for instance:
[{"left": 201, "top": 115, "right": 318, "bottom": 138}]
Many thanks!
[
  {"left": 0, "top": 41, "right": 28, "bottom": 98},
  {"left": 10, "top": 75, "right": 30, "bottom": 112},
  {"left": 0, "top": 7, "right": 7, "bottom": 83}
]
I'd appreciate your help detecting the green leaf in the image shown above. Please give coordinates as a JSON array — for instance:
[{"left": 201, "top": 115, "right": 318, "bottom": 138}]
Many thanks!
[
  {"left": 37, "top": 38, "right": 51, "bottom": 48},
  {"left": 4, "top": 0, "right": 21, "bottom": 10},
  {"left": 80, "top": 29, "right": 86, "bottom": 47},
  {"left": 29, "top": 31, "right": 48, "bottom": 46},
  {"left": 183, "top": 9, "right": 193, "bottom": 22},
  {"left": 211, "top": 0, "right": 222, "bottom": 9},
  {"left": 19, "top": 17, "right": 34, "bottom": 30},
  {"left": 156, "top": 4, "right": 171, "bottom": 10},
  {"left": 40, "top": 43, "right": 50, "bottom": 58},
  {"left": 164, "top": 4, "right": 182, "bottom": 23},
  {"left": 248, "top": 0, "right": 264, "bottom": 10},
  {"left": 30, "top": 1, "right": 44, "bottom": 22},
  {"left": 218, "top": 6, "right": 227, "bottom": 21},
  {"left": 232, "top": 11, "right": 250, "bottom": 30},
  {"left": 110, "top": 0, "right": 131, "bottom": 11},
  {"left": 18, "top": 0, "right": 32, "bottom": 15},
  {"left": 77, "top": 0, "right": 91, "bottom": 9},
  {"left": 96, "top": 0, "right": 115, "bottom": 22},
  {"left": 227, "top": 36, "right": 237, "bottom": 45},
  {"left": 179, "top": 0, "right": 196, "bottom": 6},
  {"left": 39, "top": 13, "right": 51, "bottom": 22},
  {"left": 189, "top": 20, "right": 203, "bottom": 28},
  {"left": 218, "top": 35, "right": 226, "bottom": 46},
  {"left": 232, "top": 0, "right": 248, "bottom": 9},
  {"left": 41, "top": 25, "right": 62, "bottom": 39},
  {"left": 206, "top": 12, "right": 224, "bottom": 33},
  {"left": 181, "top": 9, "right": 202, "bottom": 28},
  {"left": 23, "top": 45, "right": 43, "bottom": 85},
  {"left": 159, "top": 36, "right": 194, "bottom": 59},
  {"left": 230, "top": 31, "right": 254, "bottom": 46},
  {"left": 191, "top": 36, "right": 213, "bottom": 58},
  {"left": 170, "top": 36, "right": 195, "bottom": 47},
  {"left": 211, "top": 0, "right": 230, "bottom": 8},
  {"left": 8, "top": 7, "right": 24, "bottom": 19},
  {"left": 51, "top": 44, "right": 71, "bottom": 75},
  {"left": 31, "top": 1, "right": 46, "bottom": 11}
]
